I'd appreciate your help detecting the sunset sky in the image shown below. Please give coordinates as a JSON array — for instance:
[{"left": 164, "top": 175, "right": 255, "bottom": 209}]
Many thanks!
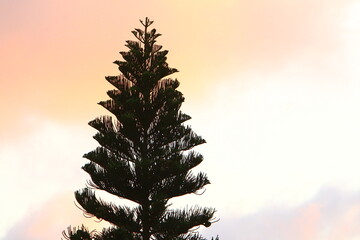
[{"left": 2, "top": 0, "right": 360, "bottom": 239}]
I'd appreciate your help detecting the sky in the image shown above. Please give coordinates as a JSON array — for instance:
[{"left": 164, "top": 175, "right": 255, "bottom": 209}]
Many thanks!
[{"left": 1, "top": 0, "right": 360, "bottom": 239}]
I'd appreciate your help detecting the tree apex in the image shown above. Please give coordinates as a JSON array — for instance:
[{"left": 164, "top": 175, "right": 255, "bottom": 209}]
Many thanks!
[{"left": 140, "top": 17, "right": 154, "bottom": 27}]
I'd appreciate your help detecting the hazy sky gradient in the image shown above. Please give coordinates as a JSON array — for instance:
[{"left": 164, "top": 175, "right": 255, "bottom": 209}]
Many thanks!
[{"left": 2, "top": 0, "right": 360, "bottom": 239}]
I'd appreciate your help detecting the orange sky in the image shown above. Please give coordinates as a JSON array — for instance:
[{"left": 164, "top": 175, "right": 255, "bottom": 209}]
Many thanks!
[
  {"left": 1, "top": 0, "right": 349, "bottom": 129},
  {"left": 2, "top": 0, "right": 360, "bottom": 239}
]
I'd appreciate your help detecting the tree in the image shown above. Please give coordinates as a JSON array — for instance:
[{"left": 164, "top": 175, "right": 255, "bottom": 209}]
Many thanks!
[{"left": 63, "top": 18, "right": 218, "bottom": 240}]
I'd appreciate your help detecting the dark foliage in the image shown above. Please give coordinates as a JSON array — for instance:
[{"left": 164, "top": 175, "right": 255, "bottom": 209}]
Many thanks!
[{"left": 63, "top": 18, "right": 218, "bottom": 240}]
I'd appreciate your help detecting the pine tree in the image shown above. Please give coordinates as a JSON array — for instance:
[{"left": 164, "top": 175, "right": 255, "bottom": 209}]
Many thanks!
[{"left": 63, "top": 18, "right": 218, "bottom": 240}]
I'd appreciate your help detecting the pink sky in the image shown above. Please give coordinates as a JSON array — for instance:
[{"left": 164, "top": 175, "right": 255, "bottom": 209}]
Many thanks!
[{"left": 2, "top": 0, "right": 360, "bottom": 239}]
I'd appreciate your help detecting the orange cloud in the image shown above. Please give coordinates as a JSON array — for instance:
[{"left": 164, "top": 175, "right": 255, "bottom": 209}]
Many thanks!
[{"left": 0, "top": 0, "right": 354, "bottom": 133}]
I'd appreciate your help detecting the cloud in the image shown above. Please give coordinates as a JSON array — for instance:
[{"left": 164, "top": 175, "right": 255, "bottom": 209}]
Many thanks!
[
  {"left": 183, "top": 58, "right": 360, "bottom": 214},
  {"left": 4, "top": 186, "right": 360, "bottom": 240},
  {"left": 1, "top": 192, "right": 109, "bottom": 240},
  {"left": 201, "top": 187, "right": 360, "bottom": 240},
  {"left": 180, "top": 1, "right": 360, "bottom": 211},
  {"left": 159, "top": 0, "right": 355, "bottom": 75},
  {"left": 0, "top": 117, "right": 95, "bottom": 237},
  {"left": 233, "top": 0, "right": 347, "bottom": 65},
  {"left": 2, "top": 1, "right": 360, "bottom": 239},
  {"left": 1, "top": 0, "right": 355, "bottom": 124}
]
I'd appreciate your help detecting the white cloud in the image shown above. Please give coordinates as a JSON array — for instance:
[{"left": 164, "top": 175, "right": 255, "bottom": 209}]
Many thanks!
[
  {"left": 4, "top": 186, "right": 360, "bottom": 240},
  {"left": 0, "top": 117, "right": 95, "bottom": 238},
  {"left": 2, "top": 1, "right": 360, "bottom": 238},
  {"left": 181, "top": 11, "right": 360, "bottom": 214},
  {"left": 201, "top": 187, "right": 360, "bottom": 240}
]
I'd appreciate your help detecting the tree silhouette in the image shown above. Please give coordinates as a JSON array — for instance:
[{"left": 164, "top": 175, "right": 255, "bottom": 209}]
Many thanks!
[{"left": 63, "top": 18, "right": 218, "bottom": 240}]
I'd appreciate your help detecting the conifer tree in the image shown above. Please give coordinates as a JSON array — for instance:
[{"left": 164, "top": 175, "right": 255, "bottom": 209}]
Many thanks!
[{"left": 63, "top": 18, "right": 218, "bottom": 240}]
